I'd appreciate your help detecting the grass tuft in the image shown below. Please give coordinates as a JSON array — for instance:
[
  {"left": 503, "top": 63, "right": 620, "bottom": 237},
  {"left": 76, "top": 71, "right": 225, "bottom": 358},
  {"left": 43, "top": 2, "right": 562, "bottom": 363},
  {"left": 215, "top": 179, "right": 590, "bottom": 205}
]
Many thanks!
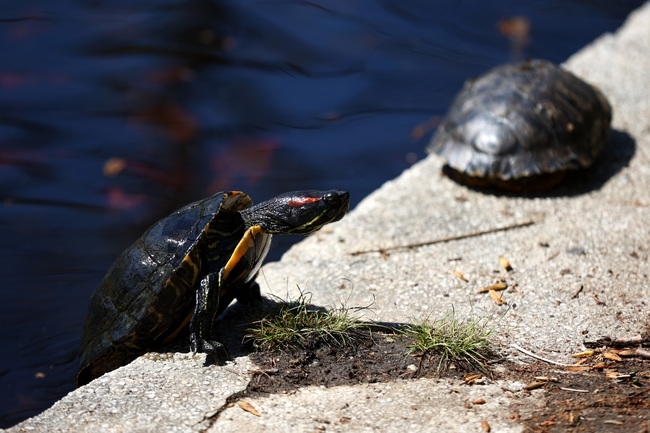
[
  {"left": 244, "top": 289, "right": 499, "bottom": 375},
  {"left": 401, "top": 309, "right": 497, "bottom": 372},
  {"left": 244, "top": 290, "right": 369, "bottom": 350}
]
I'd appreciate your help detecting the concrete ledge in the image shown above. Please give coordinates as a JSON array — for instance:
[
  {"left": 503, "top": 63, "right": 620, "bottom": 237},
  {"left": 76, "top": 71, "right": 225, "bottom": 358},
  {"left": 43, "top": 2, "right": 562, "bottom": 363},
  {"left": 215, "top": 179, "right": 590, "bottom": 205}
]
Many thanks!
[{"left": 7, "top": 2, "right": 650, "bottom": 432}]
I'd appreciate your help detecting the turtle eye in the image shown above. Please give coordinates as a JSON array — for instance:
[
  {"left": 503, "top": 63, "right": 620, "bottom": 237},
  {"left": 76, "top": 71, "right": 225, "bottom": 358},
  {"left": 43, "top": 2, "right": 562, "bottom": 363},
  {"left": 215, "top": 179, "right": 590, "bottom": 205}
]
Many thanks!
[{"left": 287, "top": 196, "right": 321, "bottom": 208}]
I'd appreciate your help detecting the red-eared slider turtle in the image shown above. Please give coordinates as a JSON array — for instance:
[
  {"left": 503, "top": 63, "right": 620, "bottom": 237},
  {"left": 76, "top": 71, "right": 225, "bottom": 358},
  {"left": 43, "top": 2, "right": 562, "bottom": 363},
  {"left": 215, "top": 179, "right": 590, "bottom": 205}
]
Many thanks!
[
  {"left": 77, "top": 190, "right": 350, "bottom": 386},
  {"left": 427, "top": 59, "right": 612, "bottom": 191}
]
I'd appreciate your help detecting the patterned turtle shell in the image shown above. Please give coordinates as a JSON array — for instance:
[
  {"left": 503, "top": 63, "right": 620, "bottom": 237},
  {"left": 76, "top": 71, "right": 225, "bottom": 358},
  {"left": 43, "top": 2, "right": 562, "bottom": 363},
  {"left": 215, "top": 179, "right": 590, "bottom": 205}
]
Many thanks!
[{"left": 428, "top": 59, "right": 612, "bottom": 191}]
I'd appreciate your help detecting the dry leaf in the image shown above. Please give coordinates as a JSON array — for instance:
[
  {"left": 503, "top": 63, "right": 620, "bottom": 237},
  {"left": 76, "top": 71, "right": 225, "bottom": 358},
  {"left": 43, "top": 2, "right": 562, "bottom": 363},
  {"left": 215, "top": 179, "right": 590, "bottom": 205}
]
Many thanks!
[
  {"left": 477, "top": 283, "right": 507, "bottom": 293},
  {"left": 238, "top": 400, "right": 261, "bottom": 417},
  {"left": 534, "top": 376, "right": 558, "bottom": 382},
  {"left": 602, "top": 351, "right": 623, "bottom": 362},
  {"left": 453, "top": 270, "right": 469, "bottom": 282},
  {"left": 464, "top": 373, "right": 483, "bottom": 384},
  {"left": 591, "top": 362, "right": 607, "bottom": 370},
  {"left": 605, "top": 369, "right": 633, "bottom": 381},
  {"left": 525, "top": 381, "right": 546, "bottom": 390},
  {"left": 618, "top": 349, "right": 637, "bottom": 357},
  {"left": 571, "top": 350, "right": 594, "bottom": 358},
  {"left": 489, "top": 289, "right": 506, "bottom": 305},
  {"left": 473, "top": 398, "right": 486, "bottom": 405},
  {"left": 499, "top": 256, "right": 513, "bottom": 271},
  {"left": 567, "top": 365, "right": 590, "bottom": 371},
  {"left": 481, "top": 420, "right": 491, "bottom": 432}
]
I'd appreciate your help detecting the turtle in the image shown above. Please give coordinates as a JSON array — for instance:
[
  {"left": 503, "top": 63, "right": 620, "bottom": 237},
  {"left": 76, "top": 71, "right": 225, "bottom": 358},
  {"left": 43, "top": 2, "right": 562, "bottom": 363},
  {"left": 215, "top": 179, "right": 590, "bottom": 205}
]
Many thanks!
[
  {"left": 427, "top": 59, "right": 612, "bottom": 191},
  {"left": 77, "top": 189, "right": 350, "bottom": 386}
]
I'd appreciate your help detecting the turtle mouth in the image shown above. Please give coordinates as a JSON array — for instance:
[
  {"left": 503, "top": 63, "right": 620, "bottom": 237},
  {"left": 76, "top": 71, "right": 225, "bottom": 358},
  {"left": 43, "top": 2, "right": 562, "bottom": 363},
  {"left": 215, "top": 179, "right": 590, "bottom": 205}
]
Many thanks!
[{"left": 322, "top": 190, "right": 350, "bottom": 223}]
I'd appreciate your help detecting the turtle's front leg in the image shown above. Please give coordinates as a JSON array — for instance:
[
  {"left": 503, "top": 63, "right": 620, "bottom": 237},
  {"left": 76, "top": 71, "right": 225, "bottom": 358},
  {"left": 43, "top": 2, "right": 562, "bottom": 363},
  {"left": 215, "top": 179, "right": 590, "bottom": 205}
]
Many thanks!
[
  {"left": 189, "top": 273, "right": 228, "bottom": 361},
  {"left": 235, "top": 275, "right": 263, "bottom": 306}
]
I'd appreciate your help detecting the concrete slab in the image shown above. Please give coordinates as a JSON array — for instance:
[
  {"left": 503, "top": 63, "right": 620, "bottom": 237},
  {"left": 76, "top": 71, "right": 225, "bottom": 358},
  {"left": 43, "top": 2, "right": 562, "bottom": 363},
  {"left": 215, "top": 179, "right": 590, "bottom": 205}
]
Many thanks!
[
  {"left": 210, "top": 378, "right": 538, "bottom": 433},
  {"left": 6, "top": 2, "right": 650, "bottom": 432},
  {"left": 5, "top": 354, "right": 254, "bottom": 433}
]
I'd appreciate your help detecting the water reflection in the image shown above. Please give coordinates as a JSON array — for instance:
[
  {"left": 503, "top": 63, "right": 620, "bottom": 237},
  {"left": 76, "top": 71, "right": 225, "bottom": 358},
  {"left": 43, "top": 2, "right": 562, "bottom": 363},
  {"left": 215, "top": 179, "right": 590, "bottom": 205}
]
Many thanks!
[{"left": 0, "top": 0, "right": 643, "bottom": 426}]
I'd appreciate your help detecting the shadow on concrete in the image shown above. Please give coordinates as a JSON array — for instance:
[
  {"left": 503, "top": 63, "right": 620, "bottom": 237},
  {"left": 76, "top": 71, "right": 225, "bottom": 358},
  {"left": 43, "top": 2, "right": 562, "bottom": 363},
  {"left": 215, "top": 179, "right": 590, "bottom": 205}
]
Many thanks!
[
  {"left": 554, "top": 129, "right": 637, "bottom": 197},
  {"left": 158, "top": 297, "right": 330, "bottom": 363},
  {"left": 161, "top": 296, "right": 413, "bottom": 365}
]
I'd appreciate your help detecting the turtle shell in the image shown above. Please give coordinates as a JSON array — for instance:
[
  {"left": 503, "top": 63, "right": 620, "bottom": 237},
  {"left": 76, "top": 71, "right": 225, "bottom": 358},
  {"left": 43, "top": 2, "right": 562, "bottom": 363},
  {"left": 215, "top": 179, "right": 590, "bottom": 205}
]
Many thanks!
[
  {"left": 427, "top": 59, "right": 612, "bottom": 191},
  {"left": 77, "top": 191, "right": 256, "bottom": 386}
]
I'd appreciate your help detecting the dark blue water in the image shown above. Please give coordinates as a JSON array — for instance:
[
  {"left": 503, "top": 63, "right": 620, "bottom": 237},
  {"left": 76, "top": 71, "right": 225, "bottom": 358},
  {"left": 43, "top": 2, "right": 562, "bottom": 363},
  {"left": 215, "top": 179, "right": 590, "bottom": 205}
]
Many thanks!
[{"left": 0, "top": 0, "right": 643, "bottom": 427}]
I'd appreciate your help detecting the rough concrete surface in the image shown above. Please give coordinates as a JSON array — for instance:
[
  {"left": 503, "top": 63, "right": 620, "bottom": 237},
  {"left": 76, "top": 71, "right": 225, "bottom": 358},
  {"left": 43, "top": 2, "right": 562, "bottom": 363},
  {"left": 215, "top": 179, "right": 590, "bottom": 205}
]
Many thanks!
[
  {"left": 6, "top": 2, "right": 650, "bottom": 432},
  {"left": 211, "top": 378, "right": 537, "bottom": 433},
  {"left": 5, "top": 354, "right": 255, "bottom": 433}
]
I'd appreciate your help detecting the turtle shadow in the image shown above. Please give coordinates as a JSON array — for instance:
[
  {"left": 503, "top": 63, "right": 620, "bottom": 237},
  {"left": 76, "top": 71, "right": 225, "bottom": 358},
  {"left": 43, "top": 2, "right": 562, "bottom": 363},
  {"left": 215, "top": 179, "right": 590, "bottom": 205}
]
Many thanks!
[
  {"left": 158, "top": 296, "right": 328, "bottom": 365},
  {"left": 445, "top": 128, "right": 636, "bottom": 198},
  {"left": 197, "top": 298, "right": 413, "bottom": 364},
  {"left": 210, "top": 297, "right": 298, "bottom": 360}
]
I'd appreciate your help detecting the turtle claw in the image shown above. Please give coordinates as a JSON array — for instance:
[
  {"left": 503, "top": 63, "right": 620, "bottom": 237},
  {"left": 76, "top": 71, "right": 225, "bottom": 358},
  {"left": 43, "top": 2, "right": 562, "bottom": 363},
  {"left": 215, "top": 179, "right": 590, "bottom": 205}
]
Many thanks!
[{"left": 191, "top": 338, "right": 229, "bottom": 365}]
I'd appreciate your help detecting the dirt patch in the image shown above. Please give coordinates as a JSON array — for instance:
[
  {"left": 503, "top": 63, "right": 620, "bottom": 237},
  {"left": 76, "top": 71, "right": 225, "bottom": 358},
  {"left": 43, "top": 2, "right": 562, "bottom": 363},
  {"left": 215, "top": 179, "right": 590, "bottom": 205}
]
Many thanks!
[
  {"left": 230, "top": 330, "right": 649, "bottom": 432},
  {"left": 246, "top": 332, "right": 466, "bottom": 392},
  {"left": 504, "top": 360, "right": 650, "bottom": 433}
]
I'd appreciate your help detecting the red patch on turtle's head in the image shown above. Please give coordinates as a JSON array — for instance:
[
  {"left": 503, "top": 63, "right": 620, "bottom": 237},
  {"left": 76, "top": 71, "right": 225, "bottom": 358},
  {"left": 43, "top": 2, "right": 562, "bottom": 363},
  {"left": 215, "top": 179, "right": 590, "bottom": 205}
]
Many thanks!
[{"left": 287, "top": 196, "right": 321, "bottom": 208}]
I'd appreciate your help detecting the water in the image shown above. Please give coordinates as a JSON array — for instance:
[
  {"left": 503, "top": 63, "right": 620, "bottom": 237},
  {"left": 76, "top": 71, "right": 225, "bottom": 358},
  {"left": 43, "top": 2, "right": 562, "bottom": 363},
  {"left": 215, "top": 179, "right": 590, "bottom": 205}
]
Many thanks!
[{"left": 0, "top": 0, "right": 642, "bottom": 427}]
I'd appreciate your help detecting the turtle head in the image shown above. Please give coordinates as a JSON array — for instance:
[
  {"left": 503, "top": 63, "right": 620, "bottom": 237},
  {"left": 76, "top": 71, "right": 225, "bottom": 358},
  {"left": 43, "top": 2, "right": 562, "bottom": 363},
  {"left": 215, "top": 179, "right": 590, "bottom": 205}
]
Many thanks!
[{"left": 242, "top": 190, "right": 350, "bottom": 235}]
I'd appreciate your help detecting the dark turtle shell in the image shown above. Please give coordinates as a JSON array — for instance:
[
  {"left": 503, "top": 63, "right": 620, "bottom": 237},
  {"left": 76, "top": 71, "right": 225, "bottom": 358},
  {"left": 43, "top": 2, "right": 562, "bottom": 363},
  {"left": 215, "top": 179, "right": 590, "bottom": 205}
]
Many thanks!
[
  {"left": 77, "top": 189, "right": 350, "bottom": 386},
  {"left": 427, "top": 59, "right": 612, "bottom": 191},
  {"left": 77, "top": 191, "right": 256, "bottom": 386}
]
